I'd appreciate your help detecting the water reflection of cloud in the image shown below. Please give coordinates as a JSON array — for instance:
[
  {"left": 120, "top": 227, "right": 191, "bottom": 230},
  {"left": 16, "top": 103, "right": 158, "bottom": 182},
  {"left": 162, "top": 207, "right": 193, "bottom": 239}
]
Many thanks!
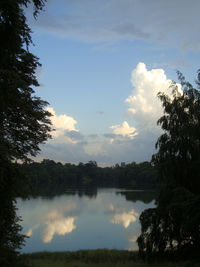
[
  {"left": 128, "top": 236, "right": 137, "bottom": 243},
  {"left": 126, "top": 227, "right": 141, "bottom": 251},
  {"left": 109, "top": 203, "right": 114, "bottom": 211},
  {"left": 18, "top": 190, "right": 154, "bottom": 252},
  {"left": 109, "top": 203, "right": 139, "bottom": 228},
  {"left": 110, "top": 209, "right": 139, "bottom": 228},
  {"left": 25, "top": 224, "right": 39, "bottom": 237},
  {"left": 126, "top": 224, "right": 141, "bottom": 251},
  {"left": 127, "top": 236, "right": 138, "bottom": 251},
  {"left": 42, "top": 216, "right": 76, "bottom": 243},
  {"left": 23, "top": 199, "right": 78, "bottom": 243}
]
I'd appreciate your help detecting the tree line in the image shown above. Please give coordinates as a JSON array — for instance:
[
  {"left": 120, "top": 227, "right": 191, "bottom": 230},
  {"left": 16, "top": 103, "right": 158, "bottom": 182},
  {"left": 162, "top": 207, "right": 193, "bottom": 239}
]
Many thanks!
[{"left": 20, "top": 160, "right": 156, "bottom": 196}]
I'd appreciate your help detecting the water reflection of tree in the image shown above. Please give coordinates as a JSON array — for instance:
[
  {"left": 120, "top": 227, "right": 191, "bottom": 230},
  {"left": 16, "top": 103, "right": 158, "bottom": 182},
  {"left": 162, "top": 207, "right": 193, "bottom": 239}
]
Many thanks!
[
  {"left": 77, "top": 186, "right": 98, "bottom": 198},
  {"left": 117, "top": 191, "right": 156, "bottom": 204},
  {"left": 28, "top": 186, "right": 98, "bottom": 200}
]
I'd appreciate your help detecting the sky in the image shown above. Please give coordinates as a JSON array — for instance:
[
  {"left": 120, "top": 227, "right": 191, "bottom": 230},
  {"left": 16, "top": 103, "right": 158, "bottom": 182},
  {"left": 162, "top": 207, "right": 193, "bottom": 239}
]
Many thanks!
[{"left": 26, "top": 0, "right": 200, "bottom": 166}]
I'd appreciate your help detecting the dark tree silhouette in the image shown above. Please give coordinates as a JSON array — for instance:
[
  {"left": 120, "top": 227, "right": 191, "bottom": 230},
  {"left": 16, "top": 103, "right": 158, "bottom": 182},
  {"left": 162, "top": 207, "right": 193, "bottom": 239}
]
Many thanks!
[
  {"left": 20, "top": 159, "right": 156, "bottom": 196},
  {"left": 138, "top": 71, "right": 200, "bottom": 259},
  {"left": 0, "top": 0, "right": 51, "bottom": 265}
]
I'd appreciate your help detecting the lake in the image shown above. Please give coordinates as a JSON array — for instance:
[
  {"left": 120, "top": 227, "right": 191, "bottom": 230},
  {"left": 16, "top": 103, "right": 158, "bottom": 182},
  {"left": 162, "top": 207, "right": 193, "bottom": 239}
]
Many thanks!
[{"left": 17, "top": 188, "right": 155, "bottom": 253}]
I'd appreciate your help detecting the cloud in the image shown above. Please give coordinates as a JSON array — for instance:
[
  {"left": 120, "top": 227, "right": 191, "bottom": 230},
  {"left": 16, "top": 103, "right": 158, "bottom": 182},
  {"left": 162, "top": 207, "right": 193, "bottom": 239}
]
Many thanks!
[
  {"left": 96, "top": 111, "right": 104, "bottom": 115},
  {"left": 115, "top": 62, "right": 182, "bottom": 161},
  {"left": 88, "top": 134, "right": 98, "bottom": 139},
  {"left": 103, "top": 133, "right": 116, "bottom": 139},
  {"left": 103, "top": 121, "right": 138, "bottom": 144},
  {"left": 99, "top": 62, "right": 181, "bottom": 163},
  {"left": 110, "top": 121, "right": 138, "bottom": 139},
  {"left": 40, "top": 143, "right": 88, "bottom": 163},
  {"left": 153, "top": 59, "right": 189, "bottom": 69},
  {"left": 101, "top": 131, "right": 158, "bottom": 164},
  {"left": 65, "top": 130, "right": 84, "bottom": 142},
  {"left": 126, "top": 63, "right": 178, "bottom": 130},
  {"left": 39, "top": 108, "right": 109, "bottom": 163},
  {"left": 47, "top": 107, "right": 77, "bottom": 135},
  {"left": 82, "top": 141, "right": 108, "bottom": 158},
  {"left": 40, "top": 141, "right": 109, "bottom": 164},
  {"left": 46, "top": 107, "right": 80, "bottom": 144},
  {"left": 38, "top": 63, "right": 181, "bottom": 165},
  {"left": 30, "top": 0, "right": 200, "bottom": 51}
]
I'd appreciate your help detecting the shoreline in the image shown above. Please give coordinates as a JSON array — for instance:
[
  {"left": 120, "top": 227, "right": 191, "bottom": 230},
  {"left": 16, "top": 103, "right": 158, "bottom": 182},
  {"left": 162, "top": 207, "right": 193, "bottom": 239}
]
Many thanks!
[{"left": 21, "top": 249, "right": 199, "bottom": 267}]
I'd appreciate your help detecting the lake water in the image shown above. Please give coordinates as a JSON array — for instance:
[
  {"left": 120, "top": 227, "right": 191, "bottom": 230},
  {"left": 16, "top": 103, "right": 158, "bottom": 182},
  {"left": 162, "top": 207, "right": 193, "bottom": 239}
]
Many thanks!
[{"left": 17, "top": 188, "right": 155, "bottom": 253}]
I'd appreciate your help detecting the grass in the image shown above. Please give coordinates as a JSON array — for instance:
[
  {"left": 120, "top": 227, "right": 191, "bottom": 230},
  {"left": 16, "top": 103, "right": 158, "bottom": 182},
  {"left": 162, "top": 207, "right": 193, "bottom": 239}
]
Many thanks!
[{"left": 21, "top": 249, "right": 200, "bottom": 267}]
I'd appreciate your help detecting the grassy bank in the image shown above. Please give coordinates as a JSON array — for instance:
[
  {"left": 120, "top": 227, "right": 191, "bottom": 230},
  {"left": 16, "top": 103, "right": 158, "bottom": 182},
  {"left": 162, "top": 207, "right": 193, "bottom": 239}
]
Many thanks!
[{"left": 21, "top": 249, "right": 199, "bottom": 267}]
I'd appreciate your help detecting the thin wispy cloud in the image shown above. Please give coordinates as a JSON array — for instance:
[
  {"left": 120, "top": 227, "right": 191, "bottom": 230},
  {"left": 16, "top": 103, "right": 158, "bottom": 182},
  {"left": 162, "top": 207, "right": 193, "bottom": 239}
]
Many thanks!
[
  {"left": 65, "top": 130, "right": 84, "bottom": 142},
  {"left": 29, "top": 0, "right": 200, "bottom": 51},
  {"left": 96, "top": 111, "right": 104, "bottom": 115}
]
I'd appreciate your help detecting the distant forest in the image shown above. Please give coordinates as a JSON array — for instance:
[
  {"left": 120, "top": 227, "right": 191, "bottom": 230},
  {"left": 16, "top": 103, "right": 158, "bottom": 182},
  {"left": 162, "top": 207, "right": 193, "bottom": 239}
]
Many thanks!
[{"left": 21, "top": 159, "right": 157, "bottom": 196}]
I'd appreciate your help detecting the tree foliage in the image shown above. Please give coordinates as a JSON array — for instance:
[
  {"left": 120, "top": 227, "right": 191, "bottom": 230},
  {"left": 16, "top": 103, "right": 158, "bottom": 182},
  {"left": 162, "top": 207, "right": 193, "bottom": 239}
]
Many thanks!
[
  {"left": 0, "top": 1, "right": 51, "bottom": 265},
  {"left": 0, "top": 0, "right": 51, "bottom": 162},
  {"left": 138, "top": 72, "right": 200, "bottom": 259}
]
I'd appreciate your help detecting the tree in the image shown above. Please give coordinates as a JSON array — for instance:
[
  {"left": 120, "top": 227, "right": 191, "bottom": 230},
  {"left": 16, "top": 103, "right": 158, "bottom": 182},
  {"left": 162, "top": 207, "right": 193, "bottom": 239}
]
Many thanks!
[
  {"left": 0, "top": 0, "right": 51, "bottom": 265},
  {"left": 137, "top": 71, "right": 200, "bottom": 259}
]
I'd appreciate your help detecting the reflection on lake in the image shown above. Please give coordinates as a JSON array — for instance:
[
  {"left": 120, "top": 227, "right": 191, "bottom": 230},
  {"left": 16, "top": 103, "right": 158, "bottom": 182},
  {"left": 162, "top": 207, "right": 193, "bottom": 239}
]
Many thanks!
[{"left": 17, "top": 188, "right": 155, "bottom": 253}]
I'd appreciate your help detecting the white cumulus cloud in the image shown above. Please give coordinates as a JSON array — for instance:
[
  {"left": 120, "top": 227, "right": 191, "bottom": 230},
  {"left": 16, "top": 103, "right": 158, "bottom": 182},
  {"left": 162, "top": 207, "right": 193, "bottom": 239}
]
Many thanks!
[
  {"left": 125, "top": 62, "right": 172, "bottom": 128},
  {"left": 110, "top": 121, "right": 138, "bottom": 139},
  {"left": 100, "top": 62, "right": 182, "bottom": 164},
  {"left": 46, "top": 107, "right": 80, "bottom": 144},
  {"left": 38, "top": 64, "right": 182, "bottom": 165}
]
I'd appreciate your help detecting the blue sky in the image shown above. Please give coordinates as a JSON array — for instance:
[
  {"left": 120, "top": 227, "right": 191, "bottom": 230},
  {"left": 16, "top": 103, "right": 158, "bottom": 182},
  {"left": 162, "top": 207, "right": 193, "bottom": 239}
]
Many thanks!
[{"left": 27, "top": 0, "right": 200, "bottom": 166}]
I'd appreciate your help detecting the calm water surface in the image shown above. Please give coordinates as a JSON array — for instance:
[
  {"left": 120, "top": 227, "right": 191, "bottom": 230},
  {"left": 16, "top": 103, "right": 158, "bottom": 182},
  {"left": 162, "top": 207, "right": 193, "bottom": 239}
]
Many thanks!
[{"left": 17, "top": 188, "right": 155, "bottom": 253}]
